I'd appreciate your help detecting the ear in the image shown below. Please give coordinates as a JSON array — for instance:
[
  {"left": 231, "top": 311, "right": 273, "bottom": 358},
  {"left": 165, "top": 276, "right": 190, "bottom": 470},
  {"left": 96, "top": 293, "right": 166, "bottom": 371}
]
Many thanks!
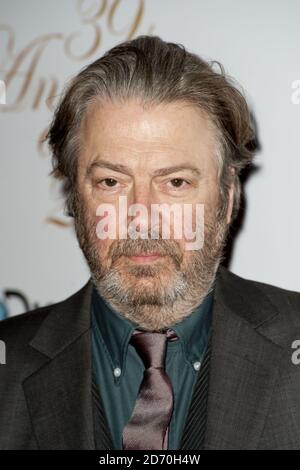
[{"left": 226, "top": 167, "right": 236, "bottom": 225}]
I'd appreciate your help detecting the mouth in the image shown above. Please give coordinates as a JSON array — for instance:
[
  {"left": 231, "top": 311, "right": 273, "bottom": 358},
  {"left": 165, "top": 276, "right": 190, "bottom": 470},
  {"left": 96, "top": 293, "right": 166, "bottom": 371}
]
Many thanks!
[{"left": 126, "top": 253, "right": 166, "bottom": 263}]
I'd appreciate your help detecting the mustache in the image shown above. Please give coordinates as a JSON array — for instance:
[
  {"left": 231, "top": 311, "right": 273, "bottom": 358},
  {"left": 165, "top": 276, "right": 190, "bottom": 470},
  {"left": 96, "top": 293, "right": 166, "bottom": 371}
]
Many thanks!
[{"left": 109, "top": 238, "right": 183, "bottom": 267}]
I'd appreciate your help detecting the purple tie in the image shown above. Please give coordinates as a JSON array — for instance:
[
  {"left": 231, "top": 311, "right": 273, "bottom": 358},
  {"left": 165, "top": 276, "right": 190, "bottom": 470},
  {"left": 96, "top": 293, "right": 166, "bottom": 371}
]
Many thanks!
[{"left": 122, "top": 328, "right": 178, "bottom": 450}]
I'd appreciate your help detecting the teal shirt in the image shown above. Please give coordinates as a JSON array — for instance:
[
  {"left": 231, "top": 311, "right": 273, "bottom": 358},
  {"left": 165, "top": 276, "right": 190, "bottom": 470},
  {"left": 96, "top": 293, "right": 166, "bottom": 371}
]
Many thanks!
[{"left": 91, "top": 284, "right": 214, "bottom": 450}]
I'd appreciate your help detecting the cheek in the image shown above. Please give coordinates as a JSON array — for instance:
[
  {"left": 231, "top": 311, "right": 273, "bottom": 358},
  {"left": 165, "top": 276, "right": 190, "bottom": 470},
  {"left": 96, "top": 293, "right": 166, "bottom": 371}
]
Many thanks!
[
  {"left": 95, "top": 233, "right": 111, "bottom": 252},
  {"left": 93, "top": 238, "right": 113, "bottom": 267},
  {"left": 83, "top": 192, "right": 100, "bottom": 216},
  {"left": 202, "top": 184, "right": 220, "bottom": 220}
]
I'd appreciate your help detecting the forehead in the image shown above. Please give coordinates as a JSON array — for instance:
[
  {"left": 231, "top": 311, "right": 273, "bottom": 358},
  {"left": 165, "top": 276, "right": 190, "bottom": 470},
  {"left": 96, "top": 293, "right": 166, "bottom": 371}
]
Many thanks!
[{"left": 80, "top": 99, "right": 217, "bottom": 169}]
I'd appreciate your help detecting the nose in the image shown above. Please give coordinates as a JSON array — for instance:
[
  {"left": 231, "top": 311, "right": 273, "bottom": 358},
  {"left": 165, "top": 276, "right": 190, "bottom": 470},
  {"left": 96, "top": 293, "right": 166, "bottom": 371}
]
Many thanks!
[{"left": 127, "top": 181, "right": 157, "bottom": 237}]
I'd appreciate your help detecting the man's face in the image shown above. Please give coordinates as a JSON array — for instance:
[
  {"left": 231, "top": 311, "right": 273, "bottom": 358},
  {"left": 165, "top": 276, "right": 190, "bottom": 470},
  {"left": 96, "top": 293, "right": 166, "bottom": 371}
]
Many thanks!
[{"left": 75, "top": 99, "right": 234, "bottom": 330}]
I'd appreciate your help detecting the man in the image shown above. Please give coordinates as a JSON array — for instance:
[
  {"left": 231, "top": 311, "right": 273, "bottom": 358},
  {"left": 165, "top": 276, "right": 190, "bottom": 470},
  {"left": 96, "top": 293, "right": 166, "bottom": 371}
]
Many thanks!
[{"left": 0, "top": 35, "right": 300, "bottom": 450}]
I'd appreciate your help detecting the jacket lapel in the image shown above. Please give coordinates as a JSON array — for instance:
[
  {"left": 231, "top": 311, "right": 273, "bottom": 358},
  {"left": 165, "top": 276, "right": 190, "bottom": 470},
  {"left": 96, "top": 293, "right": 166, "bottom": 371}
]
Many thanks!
[
  {"left": 22, "top": 278, "right": 113, "bottom": 450},
  {"left": 180, "top": 266, "right": 284, "bottom": 450},
  {"left": 179, "top": 335, "right": 212, "bottom": 450}
]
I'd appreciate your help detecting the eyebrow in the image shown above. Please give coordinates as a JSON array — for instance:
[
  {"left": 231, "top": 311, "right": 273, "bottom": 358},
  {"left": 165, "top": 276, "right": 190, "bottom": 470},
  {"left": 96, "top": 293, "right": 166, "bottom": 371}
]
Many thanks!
[{"left": 86, "top": 158, "right": 202, "bottom": 178}]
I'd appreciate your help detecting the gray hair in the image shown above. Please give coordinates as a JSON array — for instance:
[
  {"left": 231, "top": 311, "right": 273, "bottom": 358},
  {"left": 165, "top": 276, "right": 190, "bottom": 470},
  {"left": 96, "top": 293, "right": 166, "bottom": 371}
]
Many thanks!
[{"left": 46, "top": 35, "right": 256, "bottom": 222}]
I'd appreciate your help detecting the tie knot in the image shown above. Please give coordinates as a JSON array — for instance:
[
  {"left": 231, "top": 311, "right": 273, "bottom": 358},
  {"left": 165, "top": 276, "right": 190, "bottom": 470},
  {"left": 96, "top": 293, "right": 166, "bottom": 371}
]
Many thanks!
[{"left": 130, "top": 328, "right": 178, "bottom": 369}]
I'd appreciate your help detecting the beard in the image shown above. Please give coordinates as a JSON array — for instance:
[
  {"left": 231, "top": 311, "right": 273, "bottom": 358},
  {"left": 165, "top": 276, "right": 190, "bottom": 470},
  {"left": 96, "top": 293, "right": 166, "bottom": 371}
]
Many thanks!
[{"left": 73, "top": 193, "right": 229, "bottom": 331}]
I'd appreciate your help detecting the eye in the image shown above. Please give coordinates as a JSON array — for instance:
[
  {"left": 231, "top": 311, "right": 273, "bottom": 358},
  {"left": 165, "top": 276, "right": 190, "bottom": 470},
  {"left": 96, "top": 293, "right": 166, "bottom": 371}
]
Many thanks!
[
  {"left": 97, "top": 178, "right": 118, "bottom": 188},
  {"left": 168, "top": 178, "right": 190, "bottom": 189}
]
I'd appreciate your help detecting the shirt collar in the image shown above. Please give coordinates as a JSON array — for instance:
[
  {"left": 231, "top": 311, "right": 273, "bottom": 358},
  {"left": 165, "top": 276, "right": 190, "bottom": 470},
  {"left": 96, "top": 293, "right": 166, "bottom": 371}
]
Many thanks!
[
  {"left": 91, "top": 283, "right": 214, "bottom": 383},
  {"left": 91, "top": 287, "right": 136, "bottom": 383},
  {"left": 170, "top": 285, "right": 214, "bottom": 365}
]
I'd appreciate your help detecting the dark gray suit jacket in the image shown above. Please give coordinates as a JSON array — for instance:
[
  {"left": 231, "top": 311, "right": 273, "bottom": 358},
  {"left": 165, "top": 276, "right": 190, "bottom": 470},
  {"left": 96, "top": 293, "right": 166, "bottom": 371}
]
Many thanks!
[{"left": 0, "top": 265, "right": 300, "bottom": 450}]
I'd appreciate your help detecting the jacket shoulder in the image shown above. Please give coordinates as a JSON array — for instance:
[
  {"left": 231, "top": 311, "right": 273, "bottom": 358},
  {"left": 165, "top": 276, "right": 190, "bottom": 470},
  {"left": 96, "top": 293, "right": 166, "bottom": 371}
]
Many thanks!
[
  {"left": 0, "top": 304, "right": 52, "bottom": 344},
  {"left": 0, "top": 280, "right": 91, "bottom": 344},
  {"left": 221, "top": 266, "right": 300, "bottom": 311},
  {"left": 218, "top": 266, "right": 300, "bottom": 345}
]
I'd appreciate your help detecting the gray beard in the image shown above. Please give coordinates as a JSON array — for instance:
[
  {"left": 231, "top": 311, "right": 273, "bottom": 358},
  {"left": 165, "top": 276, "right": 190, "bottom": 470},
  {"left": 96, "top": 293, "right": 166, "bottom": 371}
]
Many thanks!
[{"left": 74, "top": 199, "right": 229, "bottom": 332}]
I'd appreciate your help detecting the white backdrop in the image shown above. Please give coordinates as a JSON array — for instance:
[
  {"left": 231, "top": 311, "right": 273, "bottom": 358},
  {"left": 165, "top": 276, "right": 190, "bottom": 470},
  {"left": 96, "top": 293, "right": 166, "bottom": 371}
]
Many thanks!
[{"left": 1, "top": 0, "right": 300, "bottom": 317}]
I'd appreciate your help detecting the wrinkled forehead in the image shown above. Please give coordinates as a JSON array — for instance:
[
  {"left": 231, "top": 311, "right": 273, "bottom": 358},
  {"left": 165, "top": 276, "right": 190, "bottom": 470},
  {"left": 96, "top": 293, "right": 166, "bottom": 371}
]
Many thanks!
[{"left": 78, "top": 98, "right": 219, "bottom": 176}]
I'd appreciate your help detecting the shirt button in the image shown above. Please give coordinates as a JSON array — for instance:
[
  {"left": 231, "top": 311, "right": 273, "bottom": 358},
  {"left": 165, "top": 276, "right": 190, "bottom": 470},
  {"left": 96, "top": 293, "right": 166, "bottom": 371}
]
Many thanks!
[
  {"left": 113, "top": 367, "right": 121, "bottom": 377},
  {"left": 193, "top": 361, "right": 201, "bottom": 371}
]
